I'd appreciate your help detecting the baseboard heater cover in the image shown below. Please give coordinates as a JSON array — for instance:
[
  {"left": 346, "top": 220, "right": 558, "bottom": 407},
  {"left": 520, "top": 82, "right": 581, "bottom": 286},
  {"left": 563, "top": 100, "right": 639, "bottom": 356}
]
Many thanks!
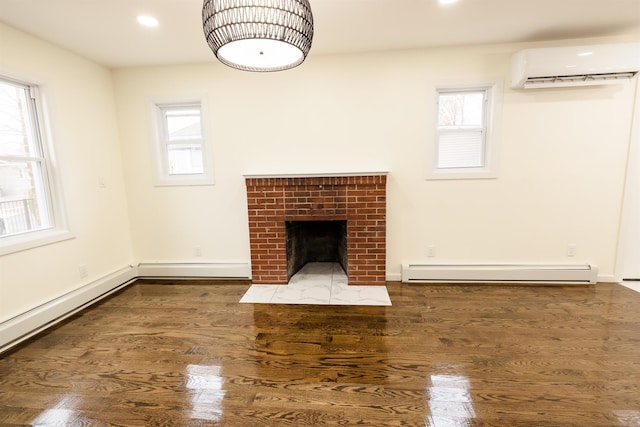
[
  {"left": 0, "top": 266, "right": 137, "bottom": 354},
  {"left": 401, "top": 264, "right": 598, "bottom": 284}
]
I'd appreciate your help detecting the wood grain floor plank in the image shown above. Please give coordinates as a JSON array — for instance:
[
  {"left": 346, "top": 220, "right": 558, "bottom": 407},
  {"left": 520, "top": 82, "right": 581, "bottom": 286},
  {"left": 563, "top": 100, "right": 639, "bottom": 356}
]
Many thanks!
[{"left": 1, "top": 281, "right": 638, "bottom": 426}]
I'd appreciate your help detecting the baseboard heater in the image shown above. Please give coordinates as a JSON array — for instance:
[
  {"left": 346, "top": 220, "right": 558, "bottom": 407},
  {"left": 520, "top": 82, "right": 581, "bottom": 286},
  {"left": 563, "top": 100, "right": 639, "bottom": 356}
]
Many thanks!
[{"left": 401, "top": 264, "right": 598, "bottom": 284}]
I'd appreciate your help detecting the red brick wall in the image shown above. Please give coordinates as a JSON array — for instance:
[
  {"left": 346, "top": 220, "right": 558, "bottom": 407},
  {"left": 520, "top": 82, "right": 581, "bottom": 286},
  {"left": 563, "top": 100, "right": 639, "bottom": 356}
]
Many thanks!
[{"left": 245, "top": 175, "right": 387, "bottom": 286}]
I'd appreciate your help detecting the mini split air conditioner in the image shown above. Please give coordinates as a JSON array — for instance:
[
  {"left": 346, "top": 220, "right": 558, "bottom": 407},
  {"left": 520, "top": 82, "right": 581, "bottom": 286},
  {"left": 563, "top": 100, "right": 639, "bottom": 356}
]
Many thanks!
[{"left": 511, "top": 42, "right": 640, "bottom": 89}]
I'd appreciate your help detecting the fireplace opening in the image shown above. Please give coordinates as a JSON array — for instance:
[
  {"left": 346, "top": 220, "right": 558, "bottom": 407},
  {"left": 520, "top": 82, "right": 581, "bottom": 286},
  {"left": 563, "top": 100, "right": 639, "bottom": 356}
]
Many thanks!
[{"left": 286, "top": 220, "right": 348, "bottom": 281}]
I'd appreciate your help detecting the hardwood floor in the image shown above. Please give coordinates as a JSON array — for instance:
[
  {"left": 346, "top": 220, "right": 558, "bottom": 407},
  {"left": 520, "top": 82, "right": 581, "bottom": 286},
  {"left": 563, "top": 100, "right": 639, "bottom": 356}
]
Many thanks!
[{"left": 1, "top": 280, "right": 639, "bottom": 426}]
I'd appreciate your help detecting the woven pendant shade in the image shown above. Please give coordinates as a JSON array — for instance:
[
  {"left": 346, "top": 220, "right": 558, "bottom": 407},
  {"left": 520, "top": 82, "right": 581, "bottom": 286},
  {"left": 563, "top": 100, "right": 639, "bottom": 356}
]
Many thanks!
[{"left": 202, "top": 0, "right": 314, "bottom": 72}]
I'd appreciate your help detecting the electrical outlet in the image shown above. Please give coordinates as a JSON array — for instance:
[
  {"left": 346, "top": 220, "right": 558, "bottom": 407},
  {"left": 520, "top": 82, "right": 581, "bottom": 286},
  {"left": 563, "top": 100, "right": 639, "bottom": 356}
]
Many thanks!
[
  {"left": 427, "top": 245, "right": 437, "bottom": 258},
  {"left": 567, "top": 244, "right": 577, "bottom": 257},
  {"left": 195, "top": 245, "right": 202, "bottom": 257}
]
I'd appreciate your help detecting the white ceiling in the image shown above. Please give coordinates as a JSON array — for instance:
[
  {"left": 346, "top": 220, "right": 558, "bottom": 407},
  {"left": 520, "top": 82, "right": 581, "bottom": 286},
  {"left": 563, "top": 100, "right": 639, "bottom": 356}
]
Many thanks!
[{"left": 1, "top": 0, "right": 639, "bottom": 69}]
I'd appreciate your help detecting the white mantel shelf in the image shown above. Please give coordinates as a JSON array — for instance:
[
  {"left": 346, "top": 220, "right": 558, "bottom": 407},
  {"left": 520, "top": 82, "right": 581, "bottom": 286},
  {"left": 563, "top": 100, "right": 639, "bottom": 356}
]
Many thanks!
[{"left": 243, "top": 171, "right": 390, "bottom": 179}]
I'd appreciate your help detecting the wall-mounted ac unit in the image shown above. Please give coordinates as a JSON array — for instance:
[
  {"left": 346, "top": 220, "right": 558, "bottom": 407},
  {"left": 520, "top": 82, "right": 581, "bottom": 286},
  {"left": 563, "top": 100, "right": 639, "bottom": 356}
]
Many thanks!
[{"left": 511, "top": 43, "right": 640, "bottom": 89}]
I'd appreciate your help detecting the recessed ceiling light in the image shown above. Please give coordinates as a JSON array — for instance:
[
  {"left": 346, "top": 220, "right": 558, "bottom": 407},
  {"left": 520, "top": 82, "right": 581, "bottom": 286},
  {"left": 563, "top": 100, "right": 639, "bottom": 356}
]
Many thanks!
[
  {"left": 439, "top": 0, "right": 459, "bottom": 4},
  {"left": 137, "top": 15, "right": 159, "bottom": 28},
  {"left": 578, "top": 51, "right": 593, "bottom": 57}
]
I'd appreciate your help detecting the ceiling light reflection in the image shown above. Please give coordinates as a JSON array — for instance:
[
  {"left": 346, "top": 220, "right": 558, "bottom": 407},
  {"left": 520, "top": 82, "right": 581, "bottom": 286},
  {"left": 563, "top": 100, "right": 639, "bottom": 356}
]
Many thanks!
[
  {"left": 615, "top": 410, "right": 640, "bottom": 426},
  {"left": 426, "top": 374, "right": 476, "bottom": 426},
  {"left": 187, "top": 364, "right": 226, "bottom": 422},
  {"left": 31, "top": 394, "right": 81, "bottom": 426}
]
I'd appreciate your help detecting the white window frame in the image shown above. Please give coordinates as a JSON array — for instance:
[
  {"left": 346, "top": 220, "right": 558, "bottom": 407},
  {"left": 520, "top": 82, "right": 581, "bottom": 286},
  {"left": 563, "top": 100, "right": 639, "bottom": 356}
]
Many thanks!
[
  {"left": 0, "top": 75, "right": 71, "bottom": 256},
  {"left": 150, "top": 96, "right": 214, "bottom": 186},
  {"left": 426, "top": 79, "right": 503, "bottom": 180}
]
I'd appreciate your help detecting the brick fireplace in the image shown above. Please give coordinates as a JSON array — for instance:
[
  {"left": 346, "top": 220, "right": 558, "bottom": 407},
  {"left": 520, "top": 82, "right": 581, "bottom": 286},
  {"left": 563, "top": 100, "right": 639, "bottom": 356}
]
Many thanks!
[{"left": 245, "top": 173, "right": 387, "bottom": 286}]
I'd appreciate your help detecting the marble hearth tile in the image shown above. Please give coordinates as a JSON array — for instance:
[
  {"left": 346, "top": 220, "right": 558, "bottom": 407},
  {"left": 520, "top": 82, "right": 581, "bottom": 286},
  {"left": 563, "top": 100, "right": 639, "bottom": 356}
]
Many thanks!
[
  {"left": 271, "top": 283, "right": 332, "bottom": 305},
  {"left": 239, "top": 262, "right": 391, "bottom": 306},
  {"left": 331, "top": 269, "right": 349, "bottom": 287},
  {"left": 238, "top": 284, "right": 279, "bottom": 303},
  {"left": 285, "top": 262, "right": 341, "bottom": 291},
  {"left": 330, "top": 285, "right": 392, "bottom": 306},
  {"left": 287, "top": 274, "right": 332, "bottom": 288}
]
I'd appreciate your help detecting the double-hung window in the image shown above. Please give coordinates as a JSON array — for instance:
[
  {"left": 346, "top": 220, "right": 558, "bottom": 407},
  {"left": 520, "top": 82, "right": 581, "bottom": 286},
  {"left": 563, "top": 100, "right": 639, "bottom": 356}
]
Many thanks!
[
  {"left": 0, "top": 76, "right": 68, "bottom": 253},
  {"left": 437, "top": 89, "right": 487, "bottom": 169},
  {"left": 427, "top": 80, "right": 502, "bottom": 179},
  {"left": 153, "top": 101, "right": 214, "bottom": 186}
]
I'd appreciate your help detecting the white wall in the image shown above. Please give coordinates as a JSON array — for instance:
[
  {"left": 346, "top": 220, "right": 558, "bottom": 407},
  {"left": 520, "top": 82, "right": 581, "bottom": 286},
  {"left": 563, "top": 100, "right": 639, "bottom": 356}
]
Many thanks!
[
  {"left": 0, "top": 24, "right": 134, "bottom": 322},
  {"left": 113, "top": 37, "right": 638, "bottom": 280}
]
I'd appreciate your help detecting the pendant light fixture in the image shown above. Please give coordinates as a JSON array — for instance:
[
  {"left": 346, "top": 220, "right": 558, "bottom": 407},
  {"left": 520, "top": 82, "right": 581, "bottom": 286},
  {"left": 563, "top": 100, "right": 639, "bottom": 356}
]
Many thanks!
[{"left": 202, "top": 0, "right": 314, "bottom": 72}]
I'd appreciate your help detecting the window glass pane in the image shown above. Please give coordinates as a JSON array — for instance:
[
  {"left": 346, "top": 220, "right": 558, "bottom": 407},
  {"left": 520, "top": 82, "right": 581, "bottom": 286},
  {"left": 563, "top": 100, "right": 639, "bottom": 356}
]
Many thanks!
[
  {"left": 438, "top": 130, "right": 484, "bottom": 169},
  {"left": 1, "top": 77, "right": 54, "bottom": 240},
  {"left": 438, "top": 91, "right": 484, "bottom": 127},
  {"left": 164, "top": 108, "right": 202, "bottom": 141},
  {"left": 0, "top": 81, "right": 39, "bottom": 157},
  {"left": 0, "top": 161, "right": 52, "bottom": 236},
  {"left": 167, "top": 144, "right": 204, "bottom": 175}
]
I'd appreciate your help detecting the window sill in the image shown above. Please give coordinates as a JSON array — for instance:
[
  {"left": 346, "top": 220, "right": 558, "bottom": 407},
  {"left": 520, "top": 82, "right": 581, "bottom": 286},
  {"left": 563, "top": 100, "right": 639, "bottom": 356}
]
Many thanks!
[
  {"left": 0, "top": 229, "right": 74, "bottom": 256},
  {"left": 425, "top": 169, "right": 498, "bottom": 180},
  {"left": 153, "top": 173, "right": 215, "bottom": 187},
  {"left": 154, "top": 180, "right": 215, "bottom": 187}
]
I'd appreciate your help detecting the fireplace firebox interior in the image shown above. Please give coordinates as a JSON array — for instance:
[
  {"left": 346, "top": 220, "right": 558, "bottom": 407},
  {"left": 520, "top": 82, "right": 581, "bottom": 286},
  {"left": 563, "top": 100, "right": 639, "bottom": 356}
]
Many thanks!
[{"left": 286, "top": 220, "right": 348, "bottom": 281}]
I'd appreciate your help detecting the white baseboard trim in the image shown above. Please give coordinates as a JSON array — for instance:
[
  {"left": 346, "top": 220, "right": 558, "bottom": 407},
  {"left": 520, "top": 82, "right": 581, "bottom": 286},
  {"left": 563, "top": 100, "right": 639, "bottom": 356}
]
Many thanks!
[
  {"left": 136, "top": 262, "right": 251, "bottom": 279},
  {"left": 597, "top": 274, "right": 617, "bottom": 283},
  {"left": 0, "top": 265, "right": 137, "bottom": 354},
  {"left": 620, "top": 281, "right": 640, "bottom": 293},
  {"left": 386, "top": 273, "right": 402, "bottom": 282}
]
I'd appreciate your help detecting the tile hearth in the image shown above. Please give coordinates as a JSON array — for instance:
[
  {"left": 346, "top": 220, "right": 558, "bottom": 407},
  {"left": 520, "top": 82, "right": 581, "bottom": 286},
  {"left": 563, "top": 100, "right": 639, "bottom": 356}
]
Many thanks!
[{"left": 239, "top": 263, "right": 392, "bottom": 306}]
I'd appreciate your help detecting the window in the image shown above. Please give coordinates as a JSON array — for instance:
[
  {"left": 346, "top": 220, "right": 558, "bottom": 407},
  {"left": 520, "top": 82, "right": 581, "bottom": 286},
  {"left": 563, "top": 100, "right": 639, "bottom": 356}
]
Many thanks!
[
  {"left": 438, "top": 90, "right": 486, "bottom": 169},
  {"left": 0, "top": 76, "right": 68, "bottom": 253},
  {"left": 153, "top": 101, "right": 214, "bottom": 186},
  {"left": 427, "top": 80, "right": 502, "bottom": 179}
]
